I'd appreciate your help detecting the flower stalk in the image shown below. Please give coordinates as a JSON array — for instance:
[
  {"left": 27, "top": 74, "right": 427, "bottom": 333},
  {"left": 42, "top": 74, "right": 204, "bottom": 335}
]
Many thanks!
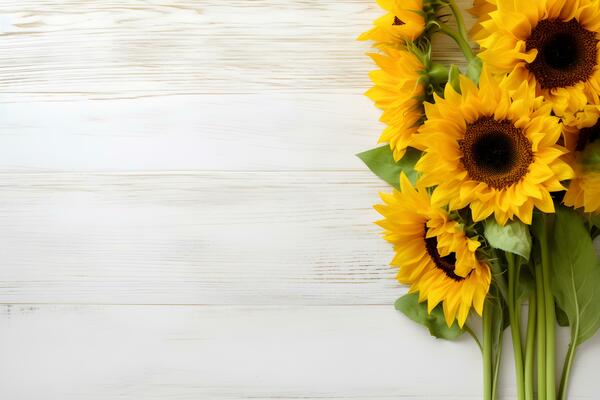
[
  {"left": 524, "top": 291, "right": 536, "bottom": 400},
  {"left": 507, "top": 252, "right": 525, "bottom": 400},
  {"left": 538, "top": 215, "right": 557, "bottom": 399},
  {"left": 447, "top": 0, "right": 470, "bottom": 45},
  {"left": 438, "top": 23, "right": 476, "bottom": 62},
  {"left": 438, "top": 0, "right": 476, "bottom": 62},
  {"left": 483, "top": 299, "right": 494, "bottom": 400},
  {"left": 535, "top": 260, "right": 547, "bottom": 400}
]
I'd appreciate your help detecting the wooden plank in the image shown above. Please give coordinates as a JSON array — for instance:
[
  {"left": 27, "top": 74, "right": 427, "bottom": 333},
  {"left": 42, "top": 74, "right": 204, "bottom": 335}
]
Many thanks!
[
  {"left": 0, "top": 170, "right": 405, "bottom": 305},
  {"left": 0, "top": 94, "right": 380, "bottom": 171},
  {"left": 0, "top": 304, "right": 488, "bottom": 399},
  {"left": 1, "top": 304, "right": 598, "bottom": 399},
  {"left": 0, "top": 0, "right": 474, "bottom": 101}
]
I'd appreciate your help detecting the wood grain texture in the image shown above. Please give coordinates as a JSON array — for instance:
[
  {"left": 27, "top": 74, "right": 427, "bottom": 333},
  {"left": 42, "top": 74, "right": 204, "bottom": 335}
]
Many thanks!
[
  {"left": 0, "top": 94, "right": 379, "bottom": 171},
  {"left": 0, "top": 0, "right": 473, "bottom": 101},
  {"left": 0, "top": 171, "right": 398, "bottom": 305},
  {"left": 0, "top": 304, "right": 510, "bottom": 400}
]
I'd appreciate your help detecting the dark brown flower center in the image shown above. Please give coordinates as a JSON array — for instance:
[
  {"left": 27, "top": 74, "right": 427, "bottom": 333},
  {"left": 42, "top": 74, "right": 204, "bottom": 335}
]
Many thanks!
[
  {"left": 460, "top": 117, "right": 533, "bottom": 189},
  {"left": 576, "top": 120, "right": 600, "bottom": 151},
  {"left": 424, "top": 228, "right": 464, "bottom": 282},
  {"left": 393, "top": 16, "right": 405, "bottom": 26},
  {"left": 526, "top": 19, "right": 598, "bottom": 89}
]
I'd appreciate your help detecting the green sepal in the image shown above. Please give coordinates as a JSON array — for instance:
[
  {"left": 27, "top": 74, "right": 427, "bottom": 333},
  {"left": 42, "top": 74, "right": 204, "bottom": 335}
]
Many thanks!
[
  {"left": 395, "top": 293, "right": 464, "bottom": 340},
  {"left": 428, "top": 62, "right": 449, "bottom": 86},
  {"left": 357, "top": 146, "right": 422, "bottom": 189},
  {"left": 484, "top": 219, "right": 532, "bottom": 261},
  {"left": 448, "top": 65, "right": 461, "bottom": 93},
  {"left": 466, "top": 57, "right": 483, "bottom": 84}
]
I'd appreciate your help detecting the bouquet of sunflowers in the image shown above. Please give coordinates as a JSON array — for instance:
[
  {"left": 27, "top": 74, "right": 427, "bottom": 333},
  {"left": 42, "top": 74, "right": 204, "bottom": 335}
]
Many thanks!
[{"left": 358, "top": 1, "right": 600, "bottom": 399}]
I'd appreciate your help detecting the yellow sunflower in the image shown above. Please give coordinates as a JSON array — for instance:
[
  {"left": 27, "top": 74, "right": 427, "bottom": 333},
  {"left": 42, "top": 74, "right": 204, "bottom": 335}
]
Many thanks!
[
  {"left": 366, "top": 47, "right": 425, "bottom": 160},
  {"left": 468, "top": 0, "right": 496, "bottom": 39},
  {"left": 563, "top": 115, "right": 600, "bottom": 213},
  {"left": 376, "top": 173, "right": 491, "bottom": 327},
  {"left": 414, "top": 69, "right": 574, "bottom": 225},
  {"left": 359, "top": 0, "right": 425, "bottom": 45},
  {"left": 476, "top": 0, "right": 600, "bottom": 118}
]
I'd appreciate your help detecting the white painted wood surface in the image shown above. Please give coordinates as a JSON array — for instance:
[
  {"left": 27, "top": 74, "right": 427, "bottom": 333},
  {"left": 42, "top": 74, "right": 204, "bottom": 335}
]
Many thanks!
[{"left": 0, "top": 1, "right": 598, "bottom": 399}]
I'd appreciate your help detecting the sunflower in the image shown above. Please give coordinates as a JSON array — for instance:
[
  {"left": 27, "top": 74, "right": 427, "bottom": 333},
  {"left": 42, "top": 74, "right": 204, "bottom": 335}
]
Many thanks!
[
  {"left": 475, "top": 0, "right": 600, "bottom": 119},
  {"left": 358, "top": 0, "right": 425, "bottom": 45},
  {"left": 468, "top": 0, "right": 496, "bottom": 40},
  {"left": 366, "top": 47, "right": 426, "bottom": 160},
  {"left": 414, "top": 69, "right": 574, "bottom": 225},
  {"left": 376, "top": 173, "right": 491, "bottom": 327},
  {"left": 563, "top": 115, "right": 600, "bottom": 213}
]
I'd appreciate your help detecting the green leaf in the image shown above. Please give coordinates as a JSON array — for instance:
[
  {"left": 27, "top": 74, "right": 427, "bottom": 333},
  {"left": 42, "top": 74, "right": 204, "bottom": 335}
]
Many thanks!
[
  {"left": 395, "top": 293, "right": 464, "bottom": 340},
  {"left": 550, "top": 206, "right": 600, "bottom": 345},
  {"left": 357, "top": 146, "right": 421, "bottom": 189},
  {"left": 580, "top": 141, "right": 600, "bottom": 172},
  {"left": 484, "top": 219, "right": 532, "bottom": 261}
]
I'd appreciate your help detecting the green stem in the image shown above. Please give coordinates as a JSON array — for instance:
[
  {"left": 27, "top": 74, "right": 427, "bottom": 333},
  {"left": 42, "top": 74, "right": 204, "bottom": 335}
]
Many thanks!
[
  {"left": 438, "top": 23, "right": 475, "bottom": 62},
  {"left": 491, "top": 301, "right": 504, "bottom": 400},
  {"left": 488, "top": 254, "right": 509, "bottom": 303},
  {"left": 539, "top": 219, "right": 557, "bottom": 400},
  {"left": 447, "top": 0, "right": 470, "bottom": 44},
  {"left": 483, "top": 300, "right": 494, "bottom": 400},
  {"left": 559, "top": 339, "right": 578, "bottom": 400},
  {"left": 491, "top": 336, "right": 502, "bottom": 400},
  {"left": 507, "top": 253, "right": 525, "bottom": 400},
  {"left": 524, "top": 292, "right": 536, "bottom": 400},
  {"left": 535, "top": 260, "right": 547, "bottom": 400}
]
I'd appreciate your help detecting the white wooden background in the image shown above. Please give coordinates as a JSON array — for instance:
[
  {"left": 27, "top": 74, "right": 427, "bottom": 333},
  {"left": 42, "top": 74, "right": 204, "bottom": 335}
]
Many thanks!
[{"left": 0, "top": 1, "right": 599, "bottom": 399}]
